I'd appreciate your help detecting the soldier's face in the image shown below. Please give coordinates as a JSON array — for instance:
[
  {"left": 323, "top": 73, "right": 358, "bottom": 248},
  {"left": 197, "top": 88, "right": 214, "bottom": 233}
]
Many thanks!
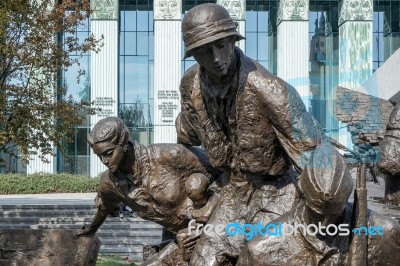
[
  {"left": 192, "top": 36, "right": 236, "bottom": 78},
  {"left": 92, "top": 141, "right": 125, "bottom": 173}
]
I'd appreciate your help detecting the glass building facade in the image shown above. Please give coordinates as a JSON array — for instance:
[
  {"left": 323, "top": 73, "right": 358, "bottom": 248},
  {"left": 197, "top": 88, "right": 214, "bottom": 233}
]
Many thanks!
[
  {"left": 119, "top": 0, "right": 154, "bottom": 145},
  {"left": 19, "top": 0, "right": 400, "bottom": 175}
]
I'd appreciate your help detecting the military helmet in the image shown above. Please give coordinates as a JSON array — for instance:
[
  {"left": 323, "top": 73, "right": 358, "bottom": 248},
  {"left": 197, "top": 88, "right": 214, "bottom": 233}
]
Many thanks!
[
  {"left": 182, "top": 3, "right": 245, "bottom": 59},
  {"left": 298, "top": 142, "right": 353, "bottom": 214}
]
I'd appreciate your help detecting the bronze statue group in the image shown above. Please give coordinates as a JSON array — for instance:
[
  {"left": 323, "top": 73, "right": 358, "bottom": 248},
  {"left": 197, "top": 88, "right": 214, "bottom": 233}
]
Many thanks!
[{"left": 78, "top": 4, "right": 400, "bottom": 266}]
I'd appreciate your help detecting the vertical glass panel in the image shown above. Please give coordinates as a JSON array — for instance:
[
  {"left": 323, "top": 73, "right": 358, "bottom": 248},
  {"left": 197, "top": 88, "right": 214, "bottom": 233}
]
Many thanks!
[
  {"left": 125, "top": 32, "right": 137, "bottom": 55},
  {"left": 258, "top": 32, "right": 268, "bottom": 60},
  {"left": 137, "top": 32, "right": 149, "bottom": 55},
  {"left": 373, "top": 12, "right": 380, "bottom": 32},
  {"left": 309, "top": 12, "right": 319, "bottom": 32},
  {"left": 125, "top": 11, "right": 137, "bottom": 31},
  {"left": 373, "top": 32, "right": 379, "bottom": 61},
  {"left": 120, "top": 11, "right": 125, "bottom": 32},
  {"left": 77, "top": 31, "right": 90, "bottom": 56},
  {"left": 259, "top": 60, "right": 269, "bottom": 70},
  {"left": 373, "top": 61, "right": 379, "bottom": 72},
  {"left": 119, "top": 56, "right": 125, "bottom": 103},
  {"left": 258, "top": 11, "right": 268, "bottom": 32},
  {"left": 78, "top": 17, "right": 90, "bottom": 32},
  {"left": 149, "top": 60, "right": 154, "bottom": 99},
  {"left": 149, "top": 98, "right": 154, "bottom": 128},
  {"left": 246, "top": 32, "right": 257, "bottom": 59},
  {"left": 149, "top": 33, "right": 154, "bottom": 60},
  {"left": 64, "top": 32, "right": 77, "bottom": 55},
  {"left": 120, "top": 32, "right": 125, "bottom": 54},
  {"left": 64, "top": 56, "right": 89, "bottom": 101},
  {"left": 378, "top": 33, "right": 384, "bottom": 60},
  {"left": 124, "top": 56, "right": 149, "bottom": 103},
  {"left": 78, "top": 56, "right": 90, "bottom": 102},
  {"left": 76, "top": 156, "right": 89, "bottom": 175},
  {"left": 149, "top": 11, "right": 154, "bottom": 31},
  {"left": 77, "top": 128, "right": 89, "bottom": 155},
  {"left": 137, "top": 11, "right": 149, "bottom": 31},
  {"left": 246, "top": 11, "right": 257, "bottom": 31},
  {"left": 393, "top": 2, "right": 400, "bottom": 33}
]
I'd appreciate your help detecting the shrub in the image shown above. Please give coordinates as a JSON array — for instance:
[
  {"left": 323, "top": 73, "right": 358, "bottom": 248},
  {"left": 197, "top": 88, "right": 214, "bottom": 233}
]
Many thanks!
[{"left": 0, "top": 173, "right": 100, "bottom": 194}]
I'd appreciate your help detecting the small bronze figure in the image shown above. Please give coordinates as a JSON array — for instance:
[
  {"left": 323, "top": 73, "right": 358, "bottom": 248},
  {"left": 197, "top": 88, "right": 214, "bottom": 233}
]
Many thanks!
[{"left": 77, "top": 117, "right": 222, "bottom": 237}]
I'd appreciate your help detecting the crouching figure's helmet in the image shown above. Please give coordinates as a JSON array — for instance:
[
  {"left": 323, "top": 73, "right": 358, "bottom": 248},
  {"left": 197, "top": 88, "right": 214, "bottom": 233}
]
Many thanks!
[{"left": 182, "top": 3, "right": 245, "bottom": 59}]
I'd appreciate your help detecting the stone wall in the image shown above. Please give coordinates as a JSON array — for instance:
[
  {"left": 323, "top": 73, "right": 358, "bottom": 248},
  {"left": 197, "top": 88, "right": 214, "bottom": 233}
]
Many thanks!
[
  {"left": 336, "top": 86, "right": 394, "bottom": 162},
  {"left": 0, "top": 229, "right": 100, "bottom": 266}
]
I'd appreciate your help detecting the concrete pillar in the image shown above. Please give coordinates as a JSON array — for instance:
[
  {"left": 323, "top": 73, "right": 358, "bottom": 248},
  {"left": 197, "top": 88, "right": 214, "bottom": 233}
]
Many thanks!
[
  {"left": 27, "top": 151, "right": 55, "bottom": 174},
  {"left": 90, "top": 0, "right": 119, "bottom": 177},
  {"left": 338, "top": 0, "right": 373, "bottom": 148},
  {"left": 217, "top": 0, "right": 246, "bottom": 51},
  {"left": 277, "top": 0, "right": 310, "bottom": 109},
  {"left": 153, "top": 0, "right": 182, "bottom": 143},
  {"left": 27, "top": 0, "right": 58, "bottom": 174}
]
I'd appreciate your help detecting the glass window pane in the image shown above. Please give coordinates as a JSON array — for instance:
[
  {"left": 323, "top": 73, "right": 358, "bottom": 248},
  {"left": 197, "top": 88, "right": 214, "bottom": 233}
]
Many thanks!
[
  {"left": 77, "top": 128, "right": 89, "bottom": 155},
  {"left": 378, "top": 33, "right": 384, "bottom": 60},
  {"left": 258, "top": 32, "right": 268, "bottom": 60},
  {"left": 149, "top": 33, "right": 154, "bottom": 60},
  {"left": 258, "top": 11, "right": 268, "bottom": 32},
  {"left": 64, "top": 57, "right": 80, "bottom": 101},
  {"left": 120, "top": 11, "right": 125, "bottom": 32},
  {"left": 373, "top": 12, "right": 380, "bottom": 32},
  {"left": 120, "top": 32, "right": 125, "bottom": 54},
  {"left": 125, "top": 32, "right": 137, "bottom": 55},
  {"left": 309, "top": 12, "right": 319, "bottom": 32},
  {"left": 246, "top": 11, "right": 257, "bottom": 32},
  {"left": 246, "top": 32, "right": 257, "bottom": 58},
  {"left": 149, "top": 60, "right": 154, "bottom": 99},
  {"left": 119, "top": 56, "right": 125, "bottom": 103},
  {"left": 137, "top": 11, "right": 149, "bottom": 31},
  {"left": 124, "top": 56, "right": 149, "bottom": 103},
  {"left": 373, "top": 61, "right": 379, "bottom": 72},
  {"left": 78, "top": 18, "right": 90, "bottom": 32},
  {"left": 137, "top": 32, "right": 149, "bottom": 55},
  {"left": 373, "top": 32, "right": 379, "bottom": 61},
  {"left": 125, "top": 11, "right": 137, "bottom": 31},
  {"left": 149, "top": 11, "right": 154, "bottom": 31}
]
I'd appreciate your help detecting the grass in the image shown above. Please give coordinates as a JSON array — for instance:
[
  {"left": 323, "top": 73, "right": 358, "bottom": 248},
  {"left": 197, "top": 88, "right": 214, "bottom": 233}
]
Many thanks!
[{"left": 0, "top": 173, "right": 100, "bottom": 194}]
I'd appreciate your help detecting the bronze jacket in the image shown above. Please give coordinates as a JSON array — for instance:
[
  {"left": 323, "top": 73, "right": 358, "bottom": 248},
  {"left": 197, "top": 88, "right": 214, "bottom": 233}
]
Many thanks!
[{"left": 176, "top": 48, "right": 324, "bottom": 176}]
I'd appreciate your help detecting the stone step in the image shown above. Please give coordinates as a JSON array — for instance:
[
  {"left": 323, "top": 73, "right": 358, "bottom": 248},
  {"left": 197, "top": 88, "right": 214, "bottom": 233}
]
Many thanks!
[
  {"left": 97, "top": 230, "right": 163, "bottom": 238},
  {"left": 0, "top": 204, "right": 96, "bottom": 210},
  {"left": 98, "top": 249, "right": 142, "bottom": 260},
  {"left": 0, "top": 216, "right": 149, "bottom": 224},
  {"left": 99, "top": 246, "right": 143, "bottom": 254},
  {"left": 99, "top": 238, "right": 161, "bottom": 245},
  {"left": 0, "top": 210, "right": 98, "bottom": 217},
  {"left": 0, "top": 223, "right": 161, "bottom": 231}
]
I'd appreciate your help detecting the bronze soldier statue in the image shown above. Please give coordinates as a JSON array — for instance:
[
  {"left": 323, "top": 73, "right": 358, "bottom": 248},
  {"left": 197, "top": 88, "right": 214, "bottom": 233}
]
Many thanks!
[
  {"left": 77, "top": 117, "right": 222, "bottom": 237},
  {"left": 176, "top": 3, "right": 347, "bottom": 265}
]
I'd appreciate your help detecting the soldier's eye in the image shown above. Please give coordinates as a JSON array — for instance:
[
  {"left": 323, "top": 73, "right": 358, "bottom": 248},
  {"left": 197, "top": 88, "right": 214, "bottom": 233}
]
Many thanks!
[{"left": 104, "top": 149, "right": 114, "bottom": 156}]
